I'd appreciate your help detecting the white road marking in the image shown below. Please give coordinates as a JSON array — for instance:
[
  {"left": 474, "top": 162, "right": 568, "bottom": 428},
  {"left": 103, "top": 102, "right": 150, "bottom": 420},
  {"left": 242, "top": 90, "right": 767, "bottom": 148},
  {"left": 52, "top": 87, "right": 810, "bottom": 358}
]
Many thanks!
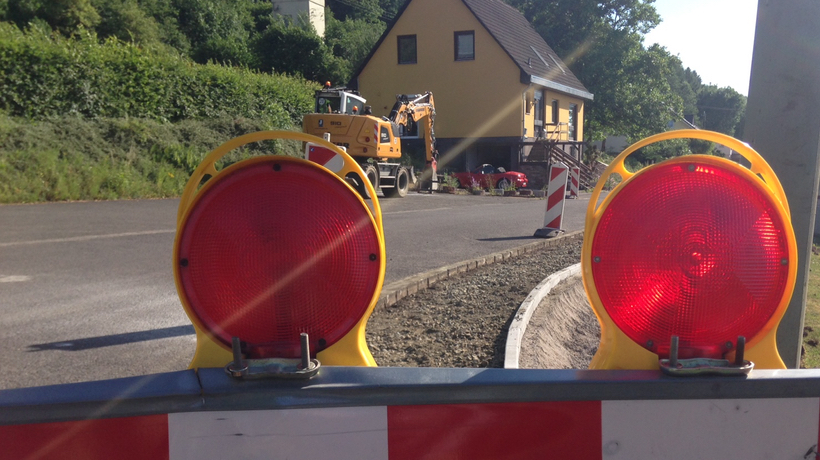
[
  {"left": 0, "top": 275, "right": 31, "bottom": 282},
  {"left": 0, "top": 229, "right": 176, "bottom": 247}
]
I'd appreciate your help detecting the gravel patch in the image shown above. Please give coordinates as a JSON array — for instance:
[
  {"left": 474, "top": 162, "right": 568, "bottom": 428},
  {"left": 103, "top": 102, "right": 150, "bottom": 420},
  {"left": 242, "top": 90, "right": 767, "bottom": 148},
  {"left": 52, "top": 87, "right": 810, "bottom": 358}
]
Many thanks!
[
  {"left": 518, "top": 274, "right": 600, "bottom": 369},
  {"left": 366, "top": 234, "right": 586, "bottom": 368}
]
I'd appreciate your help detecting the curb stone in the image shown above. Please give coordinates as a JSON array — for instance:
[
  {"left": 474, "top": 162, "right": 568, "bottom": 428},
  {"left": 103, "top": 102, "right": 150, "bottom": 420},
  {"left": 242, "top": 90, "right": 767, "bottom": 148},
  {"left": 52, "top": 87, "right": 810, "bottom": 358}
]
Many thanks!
[
  {"left": 503, "top": 263, "right": 582, "bottom": 369},
  {"left": 376, "top": 230, "right": 584, "bottom": 310}
]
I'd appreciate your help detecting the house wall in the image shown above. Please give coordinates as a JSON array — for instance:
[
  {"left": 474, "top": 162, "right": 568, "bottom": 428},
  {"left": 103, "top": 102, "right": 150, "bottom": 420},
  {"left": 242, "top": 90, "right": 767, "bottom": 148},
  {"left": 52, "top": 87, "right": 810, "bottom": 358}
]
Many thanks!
[
  {"left": 273, "top": 0, "right": 325, "bottom": 36},
  {"left": 523, "top": 88, "right": 585, "bottom": 141},
  {"left": 356, "top": 0, "right": 526, "bottom": 142}
]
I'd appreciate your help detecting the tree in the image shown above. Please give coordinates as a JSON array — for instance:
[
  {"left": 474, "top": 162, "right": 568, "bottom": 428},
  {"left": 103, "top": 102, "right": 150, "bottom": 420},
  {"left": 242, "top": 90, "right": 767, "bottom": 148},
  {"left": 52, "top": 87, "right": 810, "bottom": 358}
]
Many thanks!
[
  {"left": 697, "top": 85, "right": 745, "bottom": 137},
  {"left": 378, "top": 0, "right": 405, "bottom": 20},
  {"left": 325, "top": 13, "right": 385, "bottom": 83},
  {"left": 93, "top": 0, "right": 161, "bottom": 44},
  {"left": 6, "top": 0, "right": 101, "bottom": 33},
  {"left": 327, "top": 0, "right": 384, "bottom": 22},
  {"left": 174, "top": 0, "right": 255, "bottom": 66},
  {"left": 254, "top": 18, "right": 346, "bottom": 83},
  {"left": 506, "top": 0, "right": 659, "bottom": 59}
]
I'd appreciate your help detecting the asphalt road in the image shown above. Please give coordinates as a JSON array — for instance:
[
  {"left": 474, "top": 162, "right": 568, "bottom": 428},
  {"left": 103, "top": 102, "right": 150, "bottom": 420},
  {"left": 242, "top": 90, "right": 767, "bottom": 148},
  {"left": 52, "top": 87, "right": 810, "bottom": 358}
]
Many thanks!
[{"left": 0, "top": 192, "right": 591, "bottom": 390}]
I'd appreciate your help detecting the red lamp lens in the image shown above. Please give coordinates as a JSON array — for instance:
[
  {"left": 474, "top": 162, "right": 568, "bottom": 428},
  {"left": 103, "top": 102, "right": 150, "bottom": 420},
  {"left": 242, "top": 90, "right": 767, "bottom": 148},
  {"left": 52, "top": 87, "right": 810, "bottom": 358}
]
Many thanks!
[
  {"left": 591, "top": 160, "right": 790, "bottom": 357},
  {"left": 177, "top": 158, "right": 381, "bottom": 358}
]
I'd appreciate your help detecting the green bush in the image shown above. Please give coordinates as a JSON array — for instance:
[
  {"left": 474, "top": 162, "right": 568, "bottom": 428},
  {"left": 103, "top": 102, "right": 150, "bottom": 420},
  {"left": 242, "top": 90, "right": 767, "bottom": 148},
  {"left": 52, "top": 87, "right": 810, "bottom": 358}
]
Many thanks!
[{"left": 0, "top": 23, "right": 316, "bottom": 125}]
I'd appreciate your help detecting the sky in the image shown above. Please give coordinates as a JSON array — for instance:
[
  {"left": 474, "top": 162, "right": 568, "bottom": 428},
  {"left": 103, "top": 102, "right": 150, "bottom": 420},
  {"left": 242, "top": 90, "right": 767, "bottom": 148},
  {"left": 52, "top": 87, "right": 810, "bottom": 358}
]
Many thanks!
[{"left": 643, "top": 0, "right": 759, "bottom": 95}]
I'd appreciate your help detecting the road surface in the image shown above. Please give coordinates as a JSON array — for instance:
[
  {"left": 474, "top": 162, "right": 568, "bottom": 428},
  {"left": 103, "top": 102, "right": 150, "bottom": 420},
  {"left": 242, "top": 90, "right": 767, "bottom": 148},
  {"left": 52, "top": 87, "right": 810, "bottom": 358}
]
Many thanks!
[{"left": 0, "top": 192, "right": 591, "bottom": 389}]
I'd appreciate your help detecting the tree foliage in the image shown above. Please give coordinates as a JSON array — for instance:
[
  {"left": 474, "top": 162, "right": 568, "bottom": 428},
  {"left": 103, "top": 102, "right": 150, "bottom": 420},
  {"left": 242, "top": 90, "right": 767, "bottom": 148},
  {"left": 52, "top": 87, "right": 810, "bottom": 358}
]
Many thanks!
[
  {"left": 697, "top": 85, "right": 746, "bottom": 137},
  {"left": 0, "top": 22, "right": 315, "bottom": 124},
  {"left": 325, "top": 11, "right": 385, "bottom": 82},
  {"left": 254, "top": 17, "right": 347, "bottom": 83},
  {"left": 0, "top": 0, "right": 388, "bottom": 84},
  {"left": 0, "top": 0, "right": 747, "bottom": 156}
]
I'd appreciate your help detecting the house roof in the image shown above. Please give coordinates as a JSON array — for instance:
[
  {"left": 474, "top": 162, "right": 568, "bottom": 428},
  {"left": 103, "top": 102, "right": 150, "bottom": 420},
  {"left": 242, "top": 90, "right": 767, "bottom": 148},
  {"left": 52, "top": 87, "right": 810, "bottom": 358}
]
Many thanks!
[
  {"left": 348, "top": 0, "right": 593, "bottom": 101},
  {"left": 462, "top": 0, "right": 593, "bottom": 100}
]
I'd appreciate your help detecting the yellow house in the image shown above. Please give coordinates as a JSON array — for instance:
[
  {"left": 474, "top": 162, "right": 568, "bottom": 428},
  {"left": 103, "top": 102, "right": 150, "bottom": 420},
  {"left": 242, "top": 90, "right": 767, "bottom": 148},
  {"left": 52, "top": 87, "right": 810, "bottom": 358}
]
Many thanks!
[{"left": 349, "top": 0, "right": 593, "bottom": 181}]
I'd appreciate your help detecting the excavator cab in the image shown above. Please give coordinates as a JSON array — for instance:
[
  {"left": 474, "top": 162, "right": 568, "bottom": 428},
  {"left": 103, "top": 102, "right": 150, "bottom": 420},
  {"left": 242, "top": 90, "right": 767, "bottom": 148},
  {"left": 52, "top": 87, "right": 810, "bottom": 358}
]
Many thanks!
[{"left": 315, "top": 88, "right": 366, "bottom": 115}]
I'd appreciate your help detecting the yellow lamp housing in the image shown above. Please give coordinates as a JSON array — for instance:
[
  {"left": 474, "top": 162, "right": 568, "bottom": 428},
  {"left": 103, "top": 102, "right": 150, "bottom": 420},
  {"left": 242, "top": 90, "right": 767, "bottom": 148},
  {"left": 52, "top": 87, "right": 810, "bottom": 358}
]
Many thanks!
[
  {"left": 583, "top": 130, "right": 797, "bottom": 370},
  {"left": 173, "top": 131, "right": 386, "bottom": 369}
]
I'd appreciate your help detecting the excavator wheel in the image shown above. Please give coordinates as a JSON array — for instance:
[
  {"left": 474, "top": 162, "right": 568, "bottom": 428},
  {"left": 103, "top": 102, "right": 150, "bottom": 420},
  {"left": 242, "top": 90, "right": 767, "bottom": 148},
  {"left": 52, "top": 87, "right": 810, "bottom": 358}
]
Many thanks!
[
  {"left": 361, "top": 163, "right": 380, "bottom": 191},
  {"left": 386, "top": 167, "right": 409, "bottom": 198}
]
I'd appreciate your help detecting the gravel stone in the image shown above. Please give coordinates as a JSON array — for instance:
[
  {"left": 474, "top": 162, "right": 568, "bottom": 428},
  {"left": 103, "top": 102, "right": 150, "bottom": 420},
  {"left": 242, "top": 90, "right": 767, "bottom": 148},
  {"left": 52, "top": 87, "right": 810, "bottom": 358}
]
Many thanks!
[{"left": 367, "top": 235, "right": 584, "bottom": 367}]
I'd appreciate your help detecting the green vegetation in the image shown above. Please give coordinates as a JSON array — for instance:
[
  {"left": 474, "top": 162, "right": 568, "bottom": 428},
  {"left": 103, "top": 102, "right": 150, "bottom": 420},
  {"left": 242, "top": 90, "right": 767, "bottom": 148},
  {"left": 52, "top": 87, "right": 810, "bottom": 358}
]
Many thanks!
[
  {"left": 0, "top": 23, "right": 314, "bottom": 123},
  {"left": 801, "top": 242, "right": 820, "bottom": 368},
  {"left": 0, "top": 114, "right": 303, "bottom": 203},
  {"left": 0, "top": 0, "right": 751, "bottom": 203}
]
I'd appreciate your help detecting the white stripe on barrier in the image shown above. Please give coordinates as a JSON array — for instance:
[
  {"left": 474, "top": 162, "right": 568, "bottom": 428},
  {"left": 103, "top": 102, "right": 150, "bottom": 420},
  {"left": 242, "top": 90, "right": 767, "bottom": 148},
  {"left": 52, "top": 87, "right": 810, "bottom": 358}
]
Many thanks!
[
  {"left": 569, "top": 166, "right": 580, "bottom": 198},
  {"left": 7, "top": 397, "right": 820, "bottom": 459},
  {"left": 601, "top": 398, "right": 819, "bottom": 459},
  {"left": 543, "top": 162, "right": 568, "bottom": 229},
  {"left": 169, "top": 407, "right": 389, "bottom": 460}
]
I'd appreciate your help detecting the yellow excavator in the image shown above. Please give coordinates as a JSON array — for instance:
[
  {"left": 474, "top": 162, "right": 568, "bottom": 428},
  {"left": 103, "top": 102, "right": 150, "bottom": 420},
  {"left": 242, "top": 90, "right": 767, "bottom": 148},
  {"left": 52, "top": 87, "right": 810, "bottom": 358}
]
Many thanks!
[{"left": 303, "top": 85, "right": 438, "bottom": 197}]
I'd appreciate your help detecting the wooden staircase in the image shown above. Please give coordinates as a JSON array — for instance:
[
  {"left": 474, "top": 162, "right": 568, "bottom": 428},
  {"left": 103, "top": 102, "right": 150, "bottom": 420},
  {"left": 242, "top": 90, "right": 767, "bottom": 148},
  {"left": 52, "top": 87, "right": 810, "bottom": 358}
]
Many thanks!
[{"left": 526, "top": 141, "right": 596, "bottom": 189}]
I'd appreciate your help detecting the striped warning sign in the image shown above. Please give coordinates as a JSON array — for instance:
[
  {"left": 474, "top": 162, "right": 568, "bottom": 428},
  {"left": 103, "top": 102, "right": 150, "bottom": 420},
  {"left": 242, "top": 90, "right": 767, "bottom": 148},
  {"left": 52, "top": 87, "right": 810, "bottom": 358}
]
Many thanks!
[
  {"left": 543, "top": 162, "right": 569, "bottom": 230},
  {"left": 5, "top": 398, "right": 818, "bottom": 459},
  {"left": 305, "top": 143, "right": 344, "bottom": 173},
  {"left": 568, "top": 166, "right": 580, "bottom": 198}
]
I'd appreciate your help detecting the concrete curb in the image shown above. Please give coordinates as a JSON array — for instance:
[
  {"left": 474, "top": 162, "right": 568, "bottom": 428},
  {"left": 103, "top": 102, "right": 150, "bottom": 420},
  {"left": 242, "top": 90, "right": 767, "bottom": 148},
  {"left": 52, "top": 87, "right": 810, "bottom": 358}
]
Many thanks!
[
  {"left": 503, "top": 263, "right": 582, "bottom": 369},
  {"left": 376, "top": 230, "right": 584, "bottom": 310}
]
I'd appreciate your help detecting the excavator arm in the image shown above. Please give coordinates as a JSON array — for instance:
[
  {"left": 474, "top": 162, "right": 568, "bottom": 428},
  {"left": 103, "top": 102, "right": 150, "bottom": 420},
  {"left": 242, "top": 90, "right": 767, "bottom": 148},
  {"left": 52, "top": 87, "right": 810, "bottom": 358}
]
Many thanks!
[{"left": 389, "top": 92, "right": 436, "bottom": 163}]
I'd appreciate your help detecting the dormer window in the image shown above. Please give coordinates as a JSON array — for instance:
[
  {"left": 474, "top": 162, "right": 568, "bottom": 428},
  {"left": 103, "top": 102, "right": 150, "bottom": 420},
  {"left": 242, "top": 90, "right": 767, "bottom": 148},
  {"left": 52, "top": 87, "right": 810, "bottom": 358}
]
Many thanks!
[{"left": 454, "top": 31, "right": 475, "bottom": 61}]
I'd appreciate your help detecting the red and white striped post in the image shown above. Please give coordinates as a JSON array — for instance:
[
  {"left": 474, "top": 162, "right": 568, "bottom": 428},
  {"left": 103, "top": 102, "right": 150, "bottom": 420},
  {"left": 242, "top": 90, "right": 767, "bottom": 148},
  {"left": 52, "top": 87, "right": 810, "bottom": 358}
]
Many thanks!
[
  {"left": 534, "top": 162, "right": 568, "bottom": 238},
  {"left": 568, "top": 166, "right": 580, "bottom": 199},
  {"left": 305, "top": 142, "right": 345, "bottom": 174}
]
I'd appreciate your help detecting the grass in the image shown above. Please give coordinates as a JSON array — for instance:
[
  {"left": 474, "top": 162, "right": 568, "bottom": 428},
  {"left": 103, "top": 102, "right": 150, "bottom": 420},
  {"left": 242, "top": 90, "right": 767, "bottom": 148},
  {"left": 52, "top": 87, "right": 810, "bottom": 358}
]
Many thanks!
[
  {"left": 0, "top": 114, "right": 303, "bottom": 203},
  {"left": 801, "top": 240, "right": 820, "bottom": 368}
]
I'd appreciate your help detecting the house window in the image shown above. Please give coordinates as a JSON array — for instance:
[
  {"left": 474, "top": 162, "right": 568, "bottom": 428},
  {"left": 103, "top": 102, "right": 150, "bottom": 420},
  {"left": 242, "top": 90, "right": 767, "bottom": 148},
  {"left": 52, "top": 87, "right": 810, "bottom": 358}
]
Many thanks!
[
  {"left": 568, "top": 103, "right": 578, "bottom": 140},
  {"left": 533, "top": 89, "right": 544, "bottom": 137},
  {"left": 397, "top": 35, "right": 417, "bottom": 64},
  {"left": 454, "top": 31, "right": 474, "bottom": 61},
  {"left": 551, "top": 100, "right": 559, "bottom": 124}
]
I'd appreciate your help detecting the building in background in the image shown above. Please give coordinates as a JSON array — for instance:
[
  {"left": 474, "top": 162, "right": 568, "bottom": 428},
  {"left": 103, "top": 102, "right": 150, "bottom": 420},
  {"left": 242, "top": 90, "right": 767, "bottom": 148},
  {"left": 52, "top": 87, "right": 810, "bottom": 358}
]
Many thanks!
[
  {"left": 273, "top": 0, "right": 325, "bottom": 37},
  {"left": 349, "top": 0, "right": 593, "bottom": 188}
]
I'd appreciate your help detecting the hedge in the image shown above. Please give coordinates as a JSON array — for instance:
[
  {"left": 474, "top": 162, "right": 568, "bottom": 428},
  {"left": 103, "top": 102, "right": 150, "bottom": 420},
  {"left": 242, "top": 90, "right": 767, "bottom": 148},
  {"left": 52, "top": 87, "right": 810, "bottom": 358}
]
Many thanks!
[{"left": 0, "top": 23, "right": 317, "bottom": 126}]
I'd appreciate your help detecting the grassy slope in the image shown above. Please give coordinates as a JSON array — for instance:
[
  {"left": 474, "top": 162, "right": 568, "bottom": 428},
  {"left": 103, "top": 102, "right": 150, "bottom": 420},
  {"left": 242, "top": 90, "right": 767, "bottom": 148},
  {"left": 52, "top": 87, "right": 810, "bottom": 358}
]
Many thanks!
[
  {"left": 0, "top": 115, "right": 304, "bottom": 203},
  {"left": 801, "top": 243, "right": 820, "bottom": 368}
]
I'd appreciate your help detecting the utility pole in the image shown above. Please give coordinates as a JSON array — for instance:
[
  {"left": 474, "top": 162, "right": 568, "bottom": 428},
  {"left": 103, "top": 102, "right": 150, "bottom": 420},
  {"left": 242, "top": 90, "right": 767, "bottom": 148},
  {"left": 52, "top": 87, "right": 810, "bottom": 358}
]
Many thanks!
[{"left": 744, "top": 0, "right": 820, "bottom": 368}]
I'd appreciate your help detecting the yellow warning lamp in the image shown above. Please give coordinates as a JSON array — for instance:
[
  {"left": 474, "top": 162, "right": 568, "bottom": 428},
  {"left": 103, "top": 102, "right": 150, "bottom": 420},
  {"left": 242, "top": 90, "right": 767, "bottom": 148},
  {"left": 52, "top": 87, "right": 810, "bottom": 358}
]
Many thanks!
[
  {"left": 173, "top": 131, "right": 385, "bottom": 369},
  {"left": 583, "top": 130, "right": 797, "bottom": 371}
]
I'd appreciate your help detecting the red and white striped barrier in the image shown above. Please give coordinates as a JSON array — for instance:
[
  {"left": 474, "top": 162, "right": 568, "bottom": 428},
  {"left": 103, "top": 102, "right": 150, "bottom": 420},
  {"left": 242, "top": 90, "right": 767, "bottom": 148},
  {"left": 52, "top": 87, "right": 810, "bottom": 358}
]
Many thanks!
[
  {"left": 4, "top": 398, "right": 818, "bottom": 459},
  {"left": 305, "top": 143, "right": 345, "bottom": 174},
  {"left": 534, "top": 162, "right": 568, "bottom": 237},
  {"left": 568, "top": 166, "right": 580, "bottom": 198}
]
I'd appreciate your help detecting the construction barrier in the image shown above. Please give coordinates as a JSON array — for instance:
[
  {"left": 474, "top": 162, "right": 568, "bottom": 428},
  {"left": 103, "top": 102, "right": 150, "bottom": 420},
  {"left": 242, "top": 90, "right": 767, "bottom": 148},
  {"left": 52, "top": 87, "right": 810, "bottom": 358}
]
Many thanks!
[
  {"left": 534, "top": 162, "right": 568, "bottom": 238},
  {"left": 3, "top": 367, "right": 820, "bottom": 459},
  {"left": 305, "top": 142, "right": 345, "bottom": 174},
  {"left": 568, "top": 166, "right": 580, "bottom": 198}
]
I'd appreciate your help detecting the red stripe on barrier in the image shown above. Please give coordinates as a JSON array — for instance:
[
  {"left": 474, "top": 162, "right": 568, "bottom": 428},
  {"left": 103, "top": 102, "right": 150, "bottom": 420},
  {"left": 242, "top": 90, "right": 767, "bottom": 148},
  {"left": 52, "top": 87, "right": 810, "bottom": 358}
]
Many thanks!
[
  {"left": 0, "top": 415, "right": 169, "bottom": 460},
  {"left": 545, "top": 215, "right": 562, "bottom": 229},
  {"left": 308, "top": 146, "right": 336, "bottom": 166},
  {"left": 387, "top": 401, "right": 601, "bottom": 459},
  {"left": 547, "top": 186, "right": 564, "bottom": 209}
]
